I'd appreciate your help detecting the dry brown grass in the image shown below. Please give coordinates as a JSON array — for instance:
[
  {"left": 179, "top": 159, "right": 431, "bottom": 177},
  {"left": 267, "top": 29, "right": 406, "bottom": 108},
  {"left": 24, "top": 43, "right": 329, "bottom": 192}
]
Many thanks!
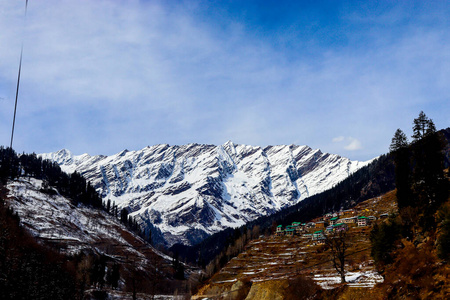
[
  {"left": 197, "top": 190, "right": 403, "bottom": 298},
  {"left": 374, "top": 238, "right": 449, "bottom": 299}
]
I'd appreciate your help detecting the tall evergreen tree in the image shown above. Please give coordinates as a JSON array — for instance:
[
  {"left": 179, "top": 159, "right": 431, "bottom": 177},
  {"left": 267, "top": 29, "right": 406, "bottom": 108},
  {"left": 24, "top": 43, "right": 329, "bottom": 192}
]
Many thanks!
[
  {"left": 412, "top": 111, "right": 429, "bottom": 141},
  {"left": 390, "top": 129, "right": 412, "bottom": 209},
  {"left": 106, "top": 200, "right": 111, "bottom": 213},
  {"left": 390, "top": 129, "right": 409, "bottom": 152},
  {"left": 410, "top": 112, "right": 448, "bottom": 230},
  {"left": 120, "top": 208, "right": 129, "bottom": 224}
]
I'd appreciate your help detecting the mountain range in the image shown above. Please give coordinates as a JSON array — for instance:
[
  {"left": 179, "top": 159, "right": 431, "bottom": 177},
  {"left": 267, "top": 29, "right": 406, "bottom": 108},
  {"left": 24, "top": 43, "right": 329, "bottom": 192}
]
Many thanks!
[{"left": 41, "top": 142, "right": 372, "bottom": 247}]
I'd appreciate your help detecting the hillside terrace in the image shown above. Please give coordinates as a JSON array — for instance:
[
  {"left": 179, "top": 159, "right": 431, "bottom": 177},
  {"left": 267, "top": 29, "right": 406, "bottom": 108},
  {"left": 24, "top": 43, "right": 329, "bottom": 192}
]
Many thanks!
[
  {"left": 274, "top": 191, "right": 397, "bottom": 239},
  {"left": 195, "top": 191, "right": 398, "bottom": 297}
]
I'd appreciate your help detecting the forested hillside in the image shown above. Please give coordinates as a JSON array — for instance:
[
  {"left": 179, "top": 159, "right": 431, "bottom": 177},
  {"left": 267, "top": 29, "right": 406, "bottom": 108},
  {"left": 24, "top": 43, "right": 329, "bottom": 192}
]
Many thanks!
[
  {"left": 0, "top": 186, "right": 78, "bottom": 299},
  {"left": 368, "top": 113, "right": 450, "bottom": 298},
  {"left": 173, "top": 152, "right": 396, "bottom": 266},
  {"left": 0, "top": 148, "right": 199, "bottom": 299},
  {"left": 192, "top": 115, "right": 449, "bottom": 299},
  {"left": 176, "top": 127, "right": 450, "bottom": 271},
  {"left": 0, "top": 147, "right": 102, "bottom": 208}
]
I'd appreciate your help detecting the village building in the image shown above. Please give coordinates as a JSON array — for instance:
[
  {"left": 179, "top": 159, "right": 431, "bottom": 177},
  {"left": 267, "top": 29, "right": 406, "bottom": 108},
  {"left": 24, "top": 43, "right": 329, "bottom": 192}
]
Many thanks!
[
  {"left": 301, "top": 233, "right": 313, "bottom": 239},
  {"left": 285, "top": 226, "right": 295, "bottom": 236},
  {"left": 341, "top": 216, "right": 358, "bottom": 225},
  {"left": 295, "top": 224, "right": 306, "bottom": 235},
  {"left": 357, "top": 216, "right": 369, "bottom": 227},
  {"left": 306, "top": 222, "right": 315, "bottom": 229},
  {"left": 329, "top": 216, "right": 339, "bottom": 225},
  {"left": 315, "top": 221, "right": 327, "bottom": 229},
  {"left": 340, "top": 209, "right": 356, "bottom": 218},
  {"left": 333, "top": 223, "right": 348, "bottom": 231},
  {"left": 312, "top": 230, "right": 326, "bottom": 242},
  {"left": 322, "top": 215, "right": 332, "bottom": 221},
  {"left": 291, "top": 222, "right": 301, "bottom": 228},
  {"left": 276, "top": 225, "right": 284, "bottom": 236},
  {"left": 325, "top": 223, "right": 348, "bottom": 232}
]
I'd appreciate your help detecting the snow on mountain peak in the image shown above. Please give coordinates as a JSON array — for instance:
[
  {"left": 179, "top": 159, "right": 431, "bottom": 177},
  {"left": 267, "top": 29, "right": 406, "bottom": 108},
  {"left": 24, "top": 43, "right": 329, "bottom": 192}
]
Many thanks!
[{"left": 40, "top": 142, "right": 372, "bottom": 247}]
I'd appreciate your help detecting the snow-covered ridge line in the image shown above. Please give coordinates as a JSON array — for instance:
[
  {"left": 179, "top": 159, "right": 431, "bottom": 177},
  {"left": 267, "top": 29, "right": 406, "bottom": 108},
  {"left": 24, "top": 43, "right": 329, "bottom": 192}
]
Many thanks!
[{"left": 40, "top": 142, "right": 373, "bottom": 247}]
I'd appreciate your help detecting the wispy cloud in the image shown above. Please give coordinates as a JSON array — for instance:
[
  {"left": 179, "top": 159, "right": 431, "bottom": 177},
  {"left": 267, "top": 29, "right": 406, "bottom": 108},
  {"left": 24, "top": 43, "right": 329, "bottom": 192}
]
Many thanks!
[
  {"left": 344, "top": 138, "right": 363, "bottom": 151},
  {"left": 332, "top": 136, "right": 345, "bottom": 143},
  {"left": 0, "top": 1, "right": 448, "bottom": 160},
  {"left": 332, "top": 136, "right": 363, "bottom": 152}
]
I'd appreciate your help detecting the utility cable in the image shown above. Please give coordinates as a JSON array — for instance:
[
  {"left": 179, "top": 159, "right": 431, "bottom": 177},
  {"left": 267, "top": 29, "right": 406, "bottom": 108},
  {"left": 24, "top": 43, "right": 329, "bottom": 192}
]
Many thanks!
[{"left": 10, "top": 0, "right": 29, "bottom": 150}]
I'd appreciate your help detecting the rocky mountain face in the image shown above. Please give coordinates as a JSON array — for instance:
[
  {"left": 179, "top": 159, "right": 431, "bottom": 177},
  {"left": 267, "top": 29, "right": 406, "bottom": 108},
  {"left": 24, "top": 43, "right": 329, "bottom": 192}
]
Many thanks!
[{"left": 40, "top": 142, "right": 372, "bottom": 247}]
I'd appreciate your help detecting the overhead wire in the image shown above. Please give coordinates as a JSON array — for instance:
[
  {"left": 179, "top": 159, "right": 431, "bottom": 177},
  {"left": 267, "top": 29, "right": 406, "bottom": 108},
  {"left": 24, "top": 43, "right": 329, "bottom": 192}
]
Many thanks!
[{"left": 10, "top": 0, "right": 29, "bottom": 150}]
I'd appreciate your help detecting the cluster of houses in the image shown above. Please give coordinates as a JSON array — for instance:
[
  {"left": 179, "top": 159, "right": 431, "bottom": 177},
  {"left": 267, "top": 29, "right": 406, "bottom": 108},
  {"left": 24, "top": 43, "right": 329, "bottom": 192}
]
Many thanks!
[{"left": 275, "top": 209, "right": 389, "bottom": 242}]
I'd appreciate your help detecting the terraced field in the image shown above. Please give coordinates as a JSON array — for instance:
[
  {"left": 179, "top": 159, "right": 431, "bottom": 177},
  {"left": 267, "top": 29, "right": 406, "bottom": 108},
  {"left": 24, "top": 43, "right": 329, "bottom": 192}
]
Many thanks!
[
  {"left": 208, "top": 231, "right": 380, "bottom": 289},
  {"left": 197, "top": 192, "right": 398, "bottom": 297}
]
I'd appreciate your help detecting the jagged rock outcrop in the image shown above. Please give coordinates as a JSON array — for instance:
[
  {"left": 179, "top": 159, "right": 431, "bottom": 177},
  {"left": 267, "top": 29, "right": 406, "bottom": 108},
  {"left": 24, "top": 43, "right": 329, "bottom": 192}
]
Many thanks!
[{"left": 41, "top": 142, "right": 371, "bottom": 247}]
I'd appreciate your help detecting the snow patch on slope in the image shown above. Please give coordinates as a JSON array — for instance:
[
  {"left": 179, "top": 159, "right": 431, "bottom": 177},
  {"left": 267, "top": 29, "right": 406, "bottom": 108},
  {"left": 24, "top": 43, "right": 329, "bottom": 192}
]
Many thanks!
[{"left": 40, "top": 143, "right": 373, "bottom": 247}]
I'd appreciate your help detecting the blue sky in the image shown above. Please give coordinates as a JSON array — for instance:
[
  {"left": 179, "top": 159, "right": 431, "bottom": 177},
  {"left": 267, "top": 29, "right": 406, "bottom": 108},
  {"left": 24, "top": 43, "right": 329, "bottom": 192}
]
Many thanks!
[{"left": 0, "top": 0, "right": 449, "bottom": 161}]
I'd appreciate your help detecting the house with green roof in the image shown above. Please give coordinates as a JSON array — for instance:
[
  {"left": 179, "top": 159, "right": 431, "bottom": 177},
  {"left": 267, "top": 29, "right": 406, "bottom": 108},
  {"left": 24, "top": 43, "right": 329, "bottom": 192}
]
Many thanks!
[
  {"left": 285, "top": 227, "right": 295, "bottom": 236},
  {"left": 312, "top": 230, "right": 325, "bottom": 241},
  {"left": 357, "top": 216, "right": 369, "bottom": 227},
  {"left": 276, "top": 225, "right": 284, "bottom": 236},
  {"left": 329, "top": 216, "right": 339, "bottom": 225}
]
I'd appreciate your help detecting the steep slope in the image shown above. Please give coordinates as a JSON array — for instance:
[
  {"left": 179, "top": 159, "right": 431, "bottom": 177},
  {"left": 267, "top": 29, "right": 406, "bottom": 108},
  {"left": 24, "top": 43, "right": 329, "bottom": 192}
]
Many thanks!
[
  {"left": 195, "top": 192, "right": 398, "bottom": 299},
  {"left": 41, "top": 142, "right": 372, "bottom": 247},
  {"left": 5, "top": 177, "right": 200, "bottom": 295}
]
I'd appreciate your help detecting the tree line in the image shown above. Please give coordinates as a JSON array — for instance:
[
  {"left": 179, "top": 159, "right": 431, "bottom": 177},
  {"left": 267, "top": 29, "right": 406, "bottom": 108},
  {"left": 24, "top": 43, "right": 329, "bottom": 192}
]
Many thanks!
[
  {"left": 368, "top": 112, "right": 449, "bottom": 298},
  {"left": 0, "top": 147, "right": 102, "bottom": 208},
  {"left": 0, "top": 147, "right": 156, "bottom": 246},
  {"left": 371, "top": 112, "right": 449, "bottom": 268},
  {"left": 174, "top": 146, "right": 397, "bottom": 267},
  {"left": 174, "top": 118, "right": 449, "bottom": 280},
  {"left": 0, "top": 146, "right": 196, "bottom": 297}
]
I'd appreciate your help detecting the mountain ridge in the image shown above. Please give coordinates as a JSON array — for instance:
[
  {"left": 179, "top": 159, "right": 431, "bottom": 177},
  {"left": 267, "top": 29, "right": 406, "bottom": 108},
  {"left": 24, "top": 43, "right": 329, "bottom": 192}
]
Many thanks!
[{"left": 40, "top": 142, "right": 373, "bottom": 247}]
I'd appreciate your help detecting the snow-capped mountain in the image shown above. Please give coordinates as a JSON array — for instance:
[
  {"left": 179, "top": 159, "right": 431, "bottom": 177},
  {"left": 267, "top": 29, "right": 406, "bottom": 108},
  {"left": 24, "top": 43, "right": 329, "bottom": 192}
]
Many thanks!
[{"left": 40, "top": 142, "right": 372, "bottom": 247}]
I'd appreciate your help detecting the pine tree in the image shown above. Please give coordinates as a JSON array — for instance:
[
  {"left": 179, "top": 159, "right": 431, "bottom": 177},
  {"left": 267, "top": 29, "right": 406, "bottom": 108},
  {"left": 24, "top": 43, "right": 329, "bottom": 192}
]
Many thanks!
[
  {"left": 390, "top": 129, "right": 412, "bottom": 209},
  {"left": 389, "top": 129, "right": 409, "bottom": 152},
  {"left": 147, "top": 229, "right": 152, "bottom": 245},
  {"left": 120, "top": 208, "right": 129, "bottom": 224},
  {"left": 409, "top": 112, "right": 447, "bottom": 230},
  {"left": 412, "top": 111, "right": 429, "bottom": 141},
  {"left": 106, "top": 200, "right": 111, "bottom": 213}
]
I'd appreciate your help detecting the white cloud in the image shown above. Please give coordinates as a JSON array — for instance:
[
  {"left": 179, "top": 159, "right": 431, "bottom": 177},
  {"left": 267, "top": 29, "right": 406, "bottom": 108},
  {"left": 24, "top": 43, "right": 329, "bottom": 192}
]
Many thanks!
[
  {"left": 0, "top": 1, "right": 448, "bottom": 161},
  {"left": 331, "top": 136, "right": 363, "bottom": 152},
  {"left": 344, "top": 137, "right": 363, "bottom": 151},
  {"left": 332, "top": 136, "right": 345, "bottom": 143}
]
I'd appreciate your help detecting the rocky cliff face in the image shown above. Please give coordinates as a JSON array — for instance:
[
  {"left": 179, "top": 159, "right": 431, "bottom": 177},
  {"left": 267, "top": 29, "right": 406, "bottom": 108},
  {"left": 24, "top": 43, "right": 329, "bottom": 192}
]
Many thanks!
[{"left": 41, "top": 142, "right": 371, "bottom": 247}]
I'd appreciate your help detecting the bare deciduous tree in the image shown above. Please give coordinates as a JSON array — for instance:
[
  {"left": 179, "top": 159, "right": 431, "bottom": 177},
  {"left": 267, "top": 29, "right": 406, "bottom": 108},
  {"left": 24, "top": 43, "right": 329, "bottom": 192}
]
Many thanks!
[{"left": 325, "top": 228, "right": 351, "bottom": 283}]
